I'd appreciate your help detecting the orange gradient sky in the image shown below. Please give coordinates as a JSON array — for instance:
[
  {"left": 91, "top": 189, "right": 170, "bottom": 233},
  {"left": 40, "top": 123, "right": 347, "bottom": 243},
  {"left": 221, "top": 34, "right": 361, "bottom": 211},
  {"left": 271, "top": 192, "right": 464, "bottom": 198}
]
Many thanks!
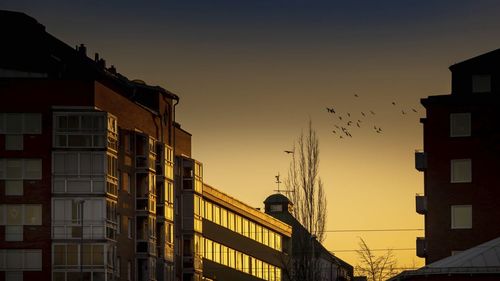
[{"left": 4, "top": 0, "right": 500, "bottom": 270}]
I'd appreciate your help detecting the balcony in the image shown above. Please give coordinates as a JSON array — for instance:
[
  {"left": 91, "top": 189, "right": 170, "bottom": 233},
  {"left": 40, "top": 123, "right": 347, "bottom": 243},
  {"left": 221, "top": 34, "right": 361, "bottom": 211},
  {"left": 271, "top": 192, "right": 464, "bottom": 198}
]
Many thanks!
[
  {"left": 415, "top": 195, "right": 427, "bottom": 214},
  {"left": 415, "top": 151, "right": 427, "bottom": 171},
  {"left": 182, "top": 255, "right": 202, "bottom": 272},
  {"left": 416, "top": 237, "right": 426, "bottom": 258},
  {"left": 137, "top": 241, "right": 157, "bottom": 257}
]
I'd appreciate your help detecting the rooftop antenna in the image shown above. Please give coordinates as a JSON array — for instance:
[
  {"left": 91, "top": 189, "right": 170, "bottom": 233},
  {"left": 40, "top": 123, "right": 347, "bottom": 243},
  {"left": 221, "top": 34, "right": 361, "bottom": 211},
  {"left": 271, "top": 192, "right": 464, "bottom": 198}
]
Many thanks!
[
  {"left": 273, "top": 174, "right": 296, "bottom": 197},
  {"left": 274, "top": 173, "right": 283, "bottom": 193}
]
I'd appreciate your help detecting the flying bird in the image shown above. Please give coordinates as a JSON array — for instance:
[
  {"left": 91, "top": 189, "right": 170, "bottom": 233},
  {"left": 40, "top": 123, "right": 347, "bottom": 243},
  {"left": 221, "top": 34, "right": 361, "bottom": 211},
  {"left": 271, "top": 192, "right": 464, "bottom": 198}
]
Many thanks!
[
  {"left": 284, "top": 150, "right": 294, "bottom": 154},
  {"left": 370, "top": 110, "right": 376, "bottom": 115},
  {"left": 332, "top": 130, "right": 336, "bottom": 134},
  {"left": 402, "top": 110, "right": 406, "bottom": 115},
  {"left": 356, "top": 123, "right": 360, "bottom": 128},
  {"left": 326, "top": 107, "right": 335, "bottom": 113},
  {"left": 339, "top": 116, "right": 343, "bottom": 120},
  {"left": 347, "top": 112, "right": 351, "bottom": 117},
  {"left": 392, "top": 102, "right": 396, "bottom": 106},
  {"left": 334, "top": 124, "right": 340, "bottom": 129},
  {"left": 361, "top": 112, "right": 366, "bottom": 117},
  {"left": 412, "top": 108, "right": 418, "bottom": 113},
  {"left": 354, "top": 94, "right": 359, "bottom": 97}
]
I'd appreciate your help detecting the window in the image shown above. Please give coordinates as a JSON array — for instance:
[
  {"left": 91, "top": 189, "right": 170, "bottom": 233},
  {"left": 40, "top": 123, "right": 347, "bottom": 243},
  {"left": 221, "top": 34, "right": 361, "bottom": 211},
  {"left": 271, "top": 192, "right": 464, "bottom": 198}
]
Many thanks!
[
  {"left": 5, "top": 272, "right": 22, "bottom": 281},
  {"left": 220, "top": 208, "right": 227, "bottom": 228},
  {"left": 24, "top": 205, "right": 42, "bottom": 225},
  {"left": 0, "top": 249, "right": 42, "bottom": 270},
  {"left": 117, "top": 214, "right": 121, "bottom": 234},
  {"left": 53, "top": 113, "right": 106, "bottom": 148},
  {"left": 204, "top": 201, "right": 212, "bottom": 221},
  {"left": 275, "top": 234, "right": 282, "bottom": 251},
  {"left": 5, "top": 135, "right": 23, "bottom": 150},
  {"left": 0, "top": 158, "right": 42, "bottom": 180},
  {"left": 228, "top": 211, "right": 235, "bottom": 231},
  {"left": 242, "top": 218, "right": 249, "bottom": 237},
  {"left": 450, "top": 113, "right": 471, "bottom": 137},
  {"left": 249, "top": 222, "right": 255, "bottom": 240},
  {"left": 0, "top": 113, "right": 41, "bottom": 134},
  {"left": 451, "top": 205, "right": 472, "bottom": 229},
  {"left": 117, "top": 257, "right": 121, "bottom": 277},
  {"left": 269, "top": 204, "right": 283, "bottom": 212},
  {"left": 5, "top": 180, "right": 23, "bottom": 196},
  {"left": 0, "top": 204, "right": 42, "bottom": 226},
  {"left": 269, "top": 231, "right": 275, "bottom": 249},
  {"left": 213, "top": 205, "right": 220, "bottom": 224},
  {"left": 127, "top": 261, "right": 131, "bottom": 281},
  {"left": 5, "top": 225, "right": 23, "bottom": 241},
  {"left": 255, "top": 224, "right": 262, "bottom": 243},
  {"left": 451, "top": 159, "right": 472, "bottom": 183},
  {"left": 24, "top": 159, "right": 42, "bottom": 179},
  {"left": 472, "top": 74, "right": 491, "bottom": 93},
  {"left": 122, "top": 173, "right": 131, "bottom": 193},
  {"left": 128, "top": 218, "right": 133, "bottom": 239}
]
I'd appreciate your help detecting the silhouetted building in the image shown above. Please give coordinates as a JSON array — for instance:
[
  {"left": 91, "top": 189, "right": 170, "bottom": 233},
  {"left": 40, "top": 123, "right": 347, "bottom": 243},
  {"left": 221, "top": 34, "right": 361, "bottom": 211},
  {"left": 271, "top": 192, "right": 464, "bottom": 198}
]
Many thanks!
[
  {"left": 415, "top": 48, "right": 500, "bottom": 264},
  {"left": 263, "top": 193, "right": 353, "bottom": 281}
]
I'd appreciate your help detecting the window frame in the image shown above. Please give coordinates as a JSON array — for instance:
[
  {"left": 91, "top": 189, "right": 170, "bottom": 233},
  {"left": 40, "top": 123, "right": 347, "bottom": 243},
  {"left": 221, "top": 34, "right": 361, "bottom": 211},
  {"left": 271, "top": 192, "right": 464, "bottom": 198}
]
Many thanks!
[
  {"left": 450, "top": 113, "right": 471, "bottom": 137},
  {"left": 451, "top": 205, "right": 472, "bottom": 229},
  {"left": 451, "top": 158, "right": 472, "bottom": 183}
]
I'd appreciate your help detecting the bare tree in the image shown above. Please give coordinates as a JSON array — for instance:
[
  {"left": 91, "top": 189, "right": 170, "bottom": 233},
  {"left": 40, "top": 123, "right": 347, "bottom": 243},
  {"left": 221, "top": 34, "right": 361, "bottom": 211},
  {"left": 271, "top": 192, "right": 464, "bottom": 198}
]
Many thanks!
[
  {"left": 284, "top": 120, "right": 328, "bottom": 281},
  {"left": 355, "top": 238, "right": 398, "bottom": 281}
]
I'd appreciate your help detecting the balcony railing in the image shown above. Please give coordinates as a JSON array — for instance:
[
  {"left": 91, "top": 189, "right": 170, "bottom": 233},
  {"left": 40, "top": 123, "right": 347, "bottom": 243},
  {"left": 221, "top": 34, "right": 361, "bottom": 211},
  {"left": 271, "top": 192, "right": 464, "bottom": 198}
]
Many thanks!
[
  {"left": 416, "top": 194, "right": 427, "bottom": 215},
  {"left": 182, "top": 255, "right": 202, "bottom": 271},
  {"left": 416, "top": 237, "right": 426, "bottom": 258},
  {"left": 137, "top": 241, "right": 157, "bottom": 256},
  {"left": 415, "top": 150, "right": 427, "bottom": 171},
  {"left": 52, "top": 220, "right": 106, "bottom": 240}
]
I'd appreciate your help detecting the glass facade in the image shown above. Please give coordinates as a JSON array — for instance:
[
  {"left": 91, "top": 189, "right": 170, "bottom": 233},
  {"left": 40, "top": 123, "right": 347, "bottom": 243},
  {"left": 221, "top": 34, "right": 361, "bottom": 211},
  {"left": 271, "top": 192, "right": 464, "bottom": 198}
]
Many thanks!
[
  {"left": 203, "top": 201, "right": 282, "bottom": 251},
  {"left": 203, "top": 238, "right": 281, "bottom": 281}
]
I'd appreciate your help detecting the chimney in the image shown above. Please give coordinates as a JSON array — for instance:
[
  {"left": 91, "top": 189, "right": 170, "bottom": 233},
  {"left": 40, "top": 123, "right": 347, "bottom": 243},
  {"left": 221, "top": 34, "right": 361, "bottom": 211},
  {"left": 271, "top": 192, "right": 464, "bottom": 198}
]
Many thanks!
[
  {"left": 94, "top": 52, "right": 99, "bottom": 62},
  {"left": 97, "top": 59, "right": 106, "bottom": 69},
  {"left": 77, "top": 44, "right": 87, "bottom": 56},
  {"left": 109, "top": 65, "right": 117, "bottom": 74}
]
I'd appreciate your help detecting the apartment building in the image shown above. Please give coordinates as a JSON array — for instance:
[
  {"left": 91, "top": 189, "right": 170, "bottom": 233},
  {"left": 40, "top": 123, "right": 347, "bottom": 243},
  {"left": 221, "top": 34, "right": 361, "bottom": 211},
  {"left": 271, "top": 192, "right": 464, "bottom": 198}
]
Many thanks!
[
  {"left": 201, "top": 184, "right": 291, "bottom": 281},
  {"left": 0, "top": 10, "right": 178, "bottom": 281},
  {"left": 415, "top": 48, "right": 500, "bottom": 264}
]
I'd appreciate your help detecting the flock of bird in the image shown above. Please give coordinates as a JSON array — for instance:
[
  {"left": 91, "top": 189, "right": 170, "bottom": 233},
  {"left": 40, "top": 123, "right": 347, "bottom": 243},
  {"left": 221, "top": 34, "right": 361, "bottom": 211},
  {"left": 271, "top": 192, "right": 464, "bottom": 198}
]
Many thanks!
[{"left": 326, "top": 93, "right": 419, "bottom": 140}]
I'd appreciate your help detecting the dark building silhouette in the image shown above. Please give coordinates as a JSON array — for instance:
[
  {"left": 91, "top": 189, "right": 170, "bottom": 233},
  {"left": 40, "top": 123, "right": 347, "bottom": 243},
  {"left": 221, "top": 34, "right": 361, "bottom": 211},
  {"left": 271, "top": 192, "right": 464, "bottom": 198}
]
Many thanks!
[
  {"left": 263, "top": 193, "right": 353, "bottom": 281},
  {"left": 415, "top": 48, "right": 500, "bottom": 264},
  {"left": 0, "top": 10, "right": 291, "bottom": 281}
]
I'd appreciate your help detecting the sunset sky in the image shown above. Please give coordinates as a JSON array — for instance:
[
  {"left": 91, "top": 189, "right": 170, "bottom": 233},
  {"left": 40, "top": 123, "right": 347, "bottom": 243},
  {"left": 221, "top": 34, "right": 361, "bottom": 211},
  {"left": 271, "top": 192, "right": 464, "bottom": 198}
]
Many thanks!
[{"left": 3, "top": 0, "right": 500, "bottom": 269}]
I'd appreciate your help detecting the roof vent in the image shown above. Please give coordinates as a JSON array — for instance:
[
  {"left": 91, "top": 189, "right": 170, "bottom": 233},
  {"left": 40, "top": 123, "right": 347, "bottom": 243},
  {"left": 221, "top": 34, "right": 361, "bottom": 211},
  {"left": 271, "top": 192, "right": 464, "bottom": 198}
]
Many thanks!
[{"left": 77, "top": 44, "right": 87, "bottom": 56}]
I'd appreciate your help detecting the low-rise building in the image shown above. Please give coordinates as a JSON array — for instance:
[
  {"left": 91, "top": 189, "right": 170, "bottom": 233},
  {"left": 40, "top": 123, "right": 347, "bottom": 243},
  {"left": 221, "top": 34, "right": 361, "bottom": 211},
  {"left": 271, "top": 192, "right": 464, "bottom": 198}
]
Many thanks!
[{"left": 264, "top": 193, "right": 353, "bottom": 281}]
